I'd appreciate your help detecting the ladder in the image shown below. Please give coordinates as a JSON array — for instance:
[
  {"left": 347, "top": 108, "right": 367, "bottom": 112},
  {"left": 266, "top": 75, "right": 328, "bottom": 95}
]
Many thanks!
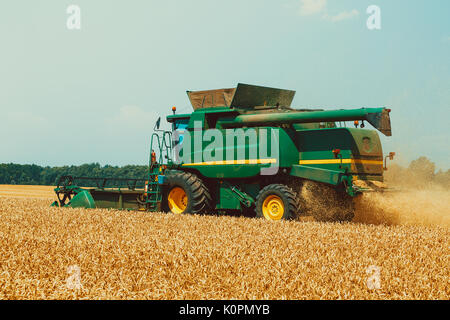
[{"left": 146, "top": 130, "right": 172, "bottom": 211}]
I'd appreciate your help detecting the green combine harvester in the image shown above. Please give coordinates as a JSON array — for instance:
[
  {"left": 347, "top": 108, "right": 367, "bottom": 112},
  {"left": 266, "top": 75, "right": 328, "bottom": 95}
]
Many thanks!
[{"left": 52, "top": 83, "right": 395, "bottom": 222}]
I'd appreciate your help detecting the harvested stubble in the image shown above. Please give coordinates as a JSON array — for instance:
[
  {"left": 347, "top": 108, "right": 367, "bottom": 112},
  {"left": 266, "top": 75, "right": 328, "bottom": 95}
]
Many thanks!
[
  {"left": 0, "top": 196, "right": 448, "bottom": 300},
  {"left": 0, "top": 185, "right": 54, "bottom": 199}
]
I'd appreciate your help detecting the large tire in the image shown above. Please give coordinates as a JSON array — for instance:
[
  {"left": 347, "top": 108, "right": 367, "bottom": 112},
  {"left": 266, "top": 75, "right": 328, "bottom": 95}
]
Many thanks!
[
  {"left": 163, "top": 171, "right": 212, "bottom": 214},
  {"left": 299, "top": 181, "right": 355, "bottom": 222},
  {"left": 255, "top": 184, "right": 299, "bottom": 220}
]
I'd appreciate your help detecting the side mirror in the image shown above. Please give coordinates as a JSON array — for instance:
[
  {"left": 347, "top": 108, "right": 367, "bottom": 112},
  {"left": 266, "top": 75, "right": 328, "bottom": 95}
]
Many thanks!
[
  {"left": 384, "top": 151, "right": 396, "bottom": 170},
  {"left": 154, "top": 117, "right": 161, "bottom": 130}
]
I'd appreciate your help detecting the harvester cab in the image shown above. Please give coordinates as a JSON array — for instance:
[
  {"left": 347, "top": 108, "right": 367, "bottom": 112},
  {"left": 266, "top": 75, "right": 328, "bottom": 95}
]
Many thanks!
[{"left": 52, "top": 83, "right": 394, "bottom": 222}]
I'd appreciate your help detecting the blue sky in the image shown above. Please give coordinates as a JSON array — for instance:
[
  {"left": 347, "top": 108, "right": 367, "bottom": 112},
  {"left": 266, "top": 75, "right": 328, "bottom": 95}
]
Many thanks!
[{"left": 0, "top": 0, "right": 449, "bottom": 169}]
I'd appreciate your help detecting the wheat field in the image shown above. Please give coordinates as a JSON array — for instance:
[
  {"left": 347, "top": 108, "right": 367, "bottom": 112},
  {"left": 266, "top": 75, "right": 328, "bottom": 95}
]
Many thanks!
[{"left": 0, "top": 185, "right": 448, "bottom": 299}]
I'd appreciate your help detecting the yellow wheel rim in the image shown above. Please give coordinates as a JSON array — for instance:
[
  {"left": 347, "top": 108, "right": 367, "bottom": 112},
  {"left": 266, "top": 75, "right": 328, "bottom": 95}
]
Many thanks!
[
  {"left": 168, "top": 187, "right": 188, "bottom": 214},
  {"left": 262, "top": 195, "right": 285, "bottom": 220}
]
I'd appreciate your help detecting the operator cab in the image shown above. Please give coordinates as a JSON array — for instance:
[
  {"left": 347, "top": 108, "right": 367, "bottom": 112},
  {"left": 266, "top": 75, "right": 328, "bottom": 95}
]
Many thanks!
[{"left": 167, "top": 114, "right": 191, "bottom": 155}]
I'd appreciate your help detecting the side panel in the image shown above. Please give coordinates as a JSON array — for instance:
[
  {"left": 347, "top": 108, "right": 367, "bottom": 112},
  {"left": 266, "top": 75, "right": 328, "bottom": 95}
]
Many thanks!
[
  {"left": 217, "top": 185, "right": 241, "bottom": 210},
  {"left": 293, "top": 128, "right": 384, "bottom": 182},
  {"left": 213, "top": 180, "right": 261, "bottom": 211},
  {"left": 290, "top": 165, "right": 342, "bottom": 185}
]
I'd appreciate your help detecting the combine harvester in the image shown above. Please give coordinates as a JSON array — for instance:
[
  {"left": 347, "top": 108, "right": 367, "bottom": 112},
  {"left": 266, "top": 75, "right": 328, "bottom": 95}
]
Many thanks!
[{"left": 52, "top": 83, "right": 395, "bottom": 222}]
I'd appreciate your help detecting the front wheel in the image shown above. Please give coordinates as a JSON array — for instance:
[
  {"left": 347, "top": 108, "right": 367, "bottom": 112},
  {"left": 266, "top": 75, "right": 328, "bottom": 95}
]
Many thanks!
[
  {"left": 255, "top": 184, "right": 299, "bottom": 220},
  {"left": 163, "top": 171, "right": 212, "bottom": 214}
]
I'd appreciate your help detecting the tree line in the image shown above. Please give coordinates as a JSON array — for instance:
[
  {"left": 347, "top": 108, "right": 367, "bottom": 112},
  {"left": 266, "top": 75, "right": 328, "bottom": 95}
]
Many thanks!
[
  {"left": 0, "top": 156, "right": 449, "bottom": 188},
  {"left": 0, "top": 163, "right": 148, "bottom": 186}
]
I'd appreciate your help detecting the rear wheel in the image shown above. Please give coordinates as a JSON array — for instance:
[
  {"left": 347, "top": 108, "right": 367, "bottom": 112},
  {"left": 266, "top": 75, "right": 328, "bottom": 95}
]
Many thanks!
[
  {"left": 255, "top": 184, "right": 299, "bottom": 220},
  {"left": 163, "top": 171, "right": 212, "bottom": 214}
]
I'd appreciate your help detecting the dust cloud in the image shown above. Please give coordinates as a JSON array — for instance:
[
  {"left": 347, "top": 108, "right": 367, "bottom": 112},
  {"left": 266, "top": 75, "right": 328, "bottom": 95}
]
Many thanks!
[{"left": 354, "top": 187, "right": 450, "bottom": 227}]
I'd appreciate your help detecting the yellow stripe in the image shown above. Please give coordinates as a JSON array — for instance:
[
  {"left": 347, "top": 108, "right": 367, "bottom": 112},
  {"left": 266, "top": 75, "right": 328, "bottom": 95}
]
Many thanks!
[
  {"left": 351, "top": 159, "right": 384, "bottom": 165},
  {"left": 182, "top": 158, "right": 277, "bottom": 166},
  {"left": 299, "top": 159, "right": 383, "bottom": 165}
]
